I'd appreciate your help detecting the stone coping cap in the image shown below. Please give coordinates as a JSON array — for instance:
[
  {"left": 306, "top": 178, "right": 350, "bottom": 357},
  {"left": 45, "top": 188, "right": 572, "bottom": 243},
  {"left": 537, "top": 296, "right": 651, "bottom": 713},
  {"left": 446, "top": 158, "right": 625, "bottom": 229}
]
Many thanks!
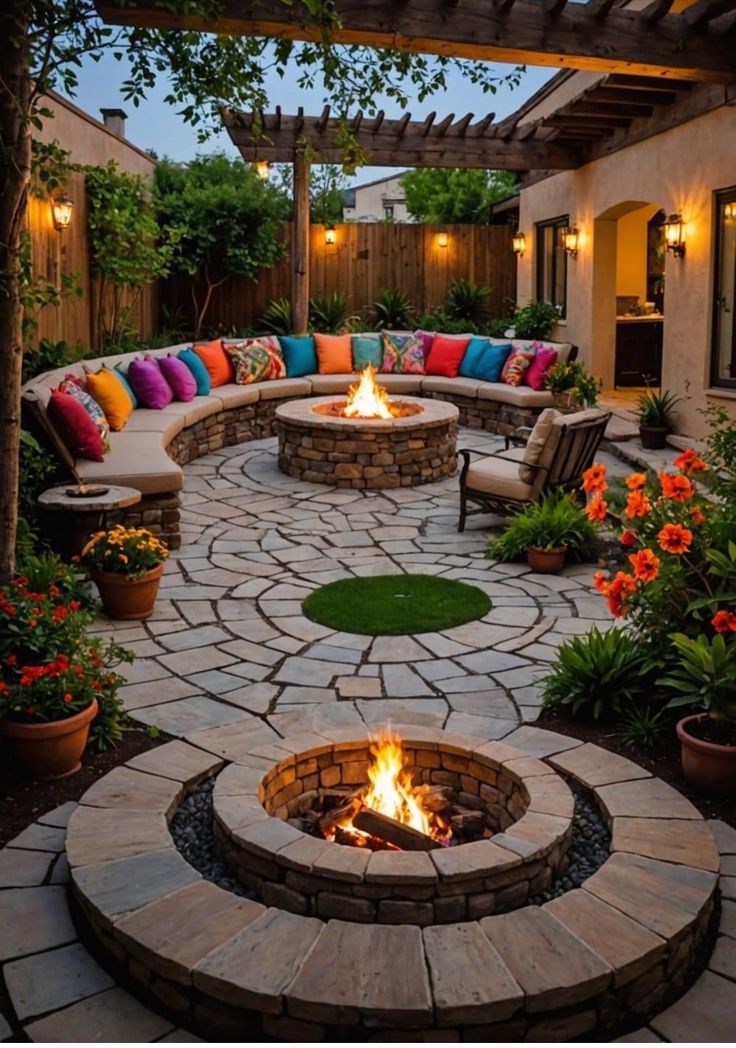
[{"left": 275, "top": 395, "right": 459, "bottom": 431}]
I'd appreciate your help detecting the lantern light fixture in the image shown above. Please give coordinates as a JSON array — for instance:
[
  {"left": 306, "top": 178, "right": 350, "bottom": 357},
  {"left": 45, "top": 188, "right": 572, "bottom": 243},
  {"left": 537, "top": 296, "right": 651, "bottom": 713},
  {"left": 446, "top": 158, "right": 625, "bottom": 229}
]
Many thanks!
[
  {"left": 512, "top": 231, "right": 526, "bottom": 257},
  {"left": 324, "top": 224, "right": 337, "bottom": 245},
  {"left": 254, "top": 160, "right": 271, "bottom": 181},
  {"left": 663, "top": 213, "right": 686, "bottom": 257},
  {"left": 51, "top": 196, "right": 74, "bottom": 232},
  {"left": 437, "top": 230, "right": 449, "bottom": 249},
  {"left": 725, "top": 203, "right": 736, "bottom": 223},
  {"left": 562, "top": 226, "right": 579, "bottom": 258}
]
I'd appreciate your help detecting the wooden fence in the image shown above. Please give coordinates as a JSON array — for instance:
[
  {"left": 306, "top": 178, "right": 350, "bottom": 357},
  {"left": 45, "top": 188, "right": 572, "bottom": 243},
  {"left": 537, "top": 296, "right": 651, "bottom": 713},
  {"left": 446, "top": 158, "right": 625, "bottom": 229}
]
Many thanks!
[{"left": 162, "top": 222, "right": 517, "bottom": 332}]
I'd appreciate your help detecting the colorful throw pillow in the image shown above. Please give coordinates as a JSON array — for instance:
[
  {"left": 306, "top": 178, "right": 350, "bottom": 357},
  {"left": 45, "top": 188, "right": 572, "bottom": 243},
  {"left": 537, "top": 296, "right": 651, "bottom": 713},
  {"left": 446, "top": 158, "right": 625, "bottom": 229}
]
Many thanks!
[
  {"left": 425, "top": 335, "right": 471, "bottom": 378},
  {"left": 84, "top": 367, "right": 134, "bottom": 431},
  {"left": 47, "top": 390, "right": 105, "bottom": 462},
  {"left": 113, "top": 365, "right": 139, "bottom": 408},
  {"left": 225, "top": 339, "right": 274, "bottom": 385},
  {"left": 458, "top": 337, "right": 490, "bottom": 379},
  {"left": 279, "top": 335, "right": 318, "bottom": 377},
  {"left": 128, "top": 357, "right": 174, "bottom": 410},
  {"left": 351, "top": 334, "right": 383, "bottom": 371},
  {"left": 58, "top": 377, "right": 110, "bottom": 448},
  {"left": 315, "top": 333, "right": 353, "bottom": 375},
  {"left": 193, "top": 338, "right": 234, "bottom": 388},
  {"left": 380, "top": 331, "right": 425, "bottom": 375},
  {"left": 414, "top": 330, "right": 435, "bottom": 360},
  {"left": 472, "top": 342, "right": 513, "bottom": 383},
  {"left": 157, "top": 354, "right": 197, "bottom": 402},
  {"left": 177, "top": 348, "right": 211, "bottom": 396},
  {"left": 525, "top": 345, "right": 559, "bottom": 391},
  {"left": 501, "top": 349, "right": 535, "bottom": 387}
]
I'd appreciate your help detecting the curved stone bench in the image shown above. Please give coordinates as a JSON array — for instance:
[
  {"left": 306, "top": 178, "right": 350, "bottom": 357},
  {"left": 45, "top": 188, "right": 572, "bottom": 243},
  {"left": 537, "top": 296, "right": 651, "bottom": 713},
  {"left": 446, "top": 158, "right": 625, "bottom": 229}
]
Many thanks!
[
  {"left": 66, "top": 727, "right": 719, "bottom": 1041},
  {"left": 21, "top": 340, "right": 573, "bottom": 550}
]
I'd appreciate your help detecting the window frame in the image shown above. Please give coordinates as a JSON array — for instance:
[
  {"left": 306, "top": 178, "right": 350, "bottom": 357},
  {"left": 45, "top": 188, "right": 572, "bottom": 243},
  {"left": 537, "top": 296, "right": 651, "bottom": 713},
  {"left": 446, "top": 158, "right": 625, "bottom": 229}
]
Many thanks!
[
  {"left": 535, "top": 214, "right": 569, "bottom": 319},
  {"left": 710, "top": 186, "right": 736, "bottom": 390}
]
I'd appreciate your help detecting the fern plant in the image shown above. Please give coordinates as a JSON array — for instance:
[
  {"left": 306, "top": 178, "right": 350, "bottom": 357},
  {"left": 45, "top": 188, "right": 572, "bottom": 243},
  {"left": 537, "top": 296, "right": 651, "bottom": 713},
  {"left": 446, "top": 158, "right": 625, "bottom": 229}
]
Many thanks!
[
  {"left": 369, "top": 289, "right": 416, "bottom": 330},
  {"left": 258, "top": 297, "right": 292, "bottom": 336},
  {"left": 488, "top": 490, "right": 599, "bottom": 562}
]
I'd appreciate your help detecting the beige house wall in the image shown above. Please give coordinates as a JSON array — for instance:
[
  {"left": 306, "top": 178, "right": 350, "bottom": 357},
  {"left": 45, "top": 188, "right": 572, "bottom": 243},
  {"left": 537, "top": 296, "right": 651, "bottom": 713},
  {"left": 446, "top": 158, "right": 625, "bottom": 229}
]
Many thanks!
[{"left": 517, "top": 105, "right": 736, "bottom": 438}]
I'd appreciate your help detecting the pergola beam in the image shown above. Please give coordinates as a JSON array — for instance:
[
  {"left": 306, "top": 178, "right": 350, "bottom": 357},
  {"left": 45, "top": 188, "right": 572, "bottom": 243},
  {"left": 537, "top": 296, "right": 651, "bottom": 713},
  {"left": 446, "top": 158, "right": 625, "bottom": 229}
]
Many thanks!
[{"left": 96, "top": 0, "right": 736, "bottom": 82}]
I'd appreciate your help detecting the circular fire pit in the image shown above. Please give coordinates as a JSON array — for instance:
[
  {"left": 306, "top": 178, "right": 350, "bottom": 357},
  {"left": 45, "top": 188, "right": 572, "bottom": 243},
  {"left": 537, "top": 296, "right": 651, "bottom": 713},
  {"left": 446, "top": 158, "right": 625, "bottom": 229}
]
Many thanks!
[
  {"left": 274, "top": 391, "right": 458, "bottom": 490},
  {"left": 213, "top": 731, "right": 573, "bottom": 925}
]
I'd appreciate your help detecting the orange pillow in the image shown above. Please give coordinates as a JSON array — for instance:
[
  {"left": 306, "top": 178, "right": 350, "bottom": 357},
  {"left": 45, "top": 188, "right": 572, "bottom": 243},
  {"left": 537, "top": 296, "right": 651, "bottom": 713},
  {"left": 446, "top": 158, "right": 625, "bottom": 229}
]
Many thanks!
[
  {"left": 314, "top": 333, "right": 352, "bottom": 375},
  {"left": 84, "top": 367, "right": 133, "bottom": 431},
  {"left": 193, "top": 339, "right": 234, "bottom": 387}
]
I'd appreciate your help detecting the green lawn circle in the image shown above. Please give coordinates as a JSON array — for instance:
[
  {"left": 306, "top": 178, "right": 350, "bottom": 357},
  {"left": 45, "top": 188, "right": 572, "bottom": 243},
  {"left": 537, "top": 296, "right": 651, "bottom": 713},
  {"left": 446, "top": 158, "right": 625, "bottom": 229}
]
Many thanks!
[{"left": 302, "top": 574, "right": 492, "bottom": 636}]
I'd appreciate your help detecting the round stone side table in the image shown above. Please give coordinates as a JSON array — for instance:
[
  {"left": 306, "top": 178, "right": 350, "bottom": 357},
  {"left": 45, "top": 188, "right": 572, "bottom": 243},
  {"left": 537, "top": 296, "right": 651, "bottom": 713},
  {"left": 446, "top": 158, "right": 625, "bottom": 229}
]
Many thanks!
[{"left": 38, "top": 484, "right": 142, "bottom": 556}]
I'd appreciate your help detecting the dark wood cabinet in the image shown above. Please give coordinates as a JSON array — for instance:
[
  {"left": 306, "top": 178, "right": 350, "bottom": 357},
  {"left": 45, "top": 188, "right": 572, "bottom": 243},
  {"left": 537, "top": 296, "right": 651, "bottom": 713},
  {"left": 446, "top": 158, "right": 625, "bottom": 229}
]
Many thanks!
[{"left": 615, "top": 320, "right": 663, "bottom": 387}]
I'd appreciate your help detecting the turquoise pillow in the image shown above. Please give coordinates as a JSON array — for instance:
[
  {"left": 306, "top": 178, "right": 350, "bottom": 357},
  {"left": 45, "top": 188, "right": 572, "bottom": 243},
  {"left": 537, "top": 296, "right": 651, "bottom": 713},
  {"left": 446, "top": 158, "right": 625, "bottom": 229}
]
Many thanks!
[
  {"left": 279, "top": 335, "right": 318, "bottom": 377},
  {"left": 458, "top": 336, "right": 490, "bottom": 379},
  {"left": 352, "top": 334, "right": 383, "bottom": 371},
  {"left": 112, "top": 364, "right": 139, "bottom": 408},
  {"left": 473, "top": 342, "right": 513, "bottom": 383},
  {"left": 177, "top": 347, "right": 211, "bottom": 395}
]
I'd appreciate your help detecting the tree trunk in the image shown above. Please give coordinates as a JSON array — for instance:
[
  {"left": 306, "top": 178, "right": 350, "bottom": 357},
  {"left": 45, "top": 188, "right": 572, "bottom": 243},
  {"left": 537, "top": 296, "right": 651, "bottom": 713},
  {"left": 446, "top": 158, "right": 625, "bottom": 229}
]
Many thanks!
[{"left": 0, "top": 2, "right": 32, "bottom": 581}]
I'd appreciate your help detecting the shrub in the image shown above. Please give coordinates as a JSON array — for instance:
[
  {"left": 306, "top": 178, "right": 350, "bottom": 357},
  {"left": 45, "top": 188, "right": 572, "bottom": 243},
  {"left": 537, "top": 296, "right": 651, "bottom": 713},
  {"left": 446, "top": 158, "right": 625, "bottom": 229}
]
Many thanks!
[
  {"left": 488, "top": 490, "right": 599, "bottom": 563},
  {"left": 544, "top": 361, "right": 601, "bottom": 407},
  {"left": 309, "top": 291, "right": 360, "bottom": 334},
  {"left": 444, "top": 279, "right": 490, "bottom": 326},
  {"left": 369, "top": 289, "right": 416, "bottom": 330},
  {"left": 512, "top": 301, "right": 560, "bottom": 340},
  {"left": 16, "top": 429, "right": 67, "bottom": 559},
  {"left": 541, "top": 627, "right": 656, "bottom": 720}
]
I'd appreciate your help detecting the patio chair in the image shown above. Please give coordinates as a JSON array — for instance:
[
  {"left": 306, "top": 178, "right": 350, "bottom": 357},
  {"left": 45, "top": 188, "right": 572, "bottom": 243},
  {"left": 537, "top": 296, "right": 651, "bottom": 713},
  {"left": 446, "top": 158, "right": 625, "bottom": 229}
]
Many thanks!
[{"left": 457, "top": 406, "right": 611, "bottom": 531}]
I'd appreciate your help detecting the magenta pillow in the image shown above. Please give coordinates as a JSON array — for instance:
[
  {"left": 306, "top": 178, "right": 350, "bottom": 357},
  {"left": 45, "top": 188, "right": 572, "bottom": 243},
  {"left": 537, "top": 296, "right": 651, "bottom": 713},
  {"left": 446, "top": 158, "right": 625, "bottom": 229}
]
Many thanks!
[
  {"left": 425, "top": 335, "right": 471, "bottom": 378},
  {"left": 47, "top": 390, "right": 105, "bottom": 462},
  {"left": 525, "top": 346, "right": 559, "bottom": 391},
  {"left": 156, "top": 355, "right": 196, "bottom": 402},
  {"left": 414, "top": 330, "right": 435, "bottom": 360},
  {"left": 128, "top": 358, "right": 173, "bottom": 410}
]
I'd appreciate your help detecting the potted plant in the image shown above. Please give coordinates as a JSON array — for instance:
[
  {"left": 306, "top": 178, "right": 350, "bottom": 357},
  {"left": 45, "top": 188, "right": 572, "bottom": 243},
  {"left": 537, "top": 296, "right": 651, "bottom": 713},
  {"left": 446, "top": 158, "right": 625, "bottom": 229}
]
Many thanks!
[
  {"left": 80, "top": 525, "right": 169, "bottom": 620},
  {"left": 544, "top": 361, "right": 601, "bottom": 412},
  {"left": 0, "top": 572, "right": 129, "bottom": 777},
  {"left": 662, "top": 631, "right": 736, "bottom": 796},
  {"left": 637, "top": 389, "right": 680, "bottom": 449},
  {"left": 488, "top": 490, "right": 599, "bottom": 574}
]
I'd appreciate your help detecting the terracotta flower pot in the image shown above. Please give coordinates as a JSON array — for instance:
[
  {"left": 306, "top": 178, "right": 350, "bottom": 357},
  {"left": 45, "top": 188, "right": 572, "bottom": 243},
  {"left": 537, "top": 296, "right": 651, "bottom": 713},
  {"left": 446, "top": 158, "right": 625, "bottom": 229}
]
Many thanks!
[
  {"left": 526, "top": 545, "right": 567, "bottom": 574},
  {"left": 676, "top": 713, "right": 736, "bottom": 797},
  {"left": 1, "top": 698, "right": 98, "bottom": 779},
  {"left": 92, "top": 562, "right": 164, "bottom": 620},
  {"left": 639, "top": 424, "right": 670, "bottom": 450}
]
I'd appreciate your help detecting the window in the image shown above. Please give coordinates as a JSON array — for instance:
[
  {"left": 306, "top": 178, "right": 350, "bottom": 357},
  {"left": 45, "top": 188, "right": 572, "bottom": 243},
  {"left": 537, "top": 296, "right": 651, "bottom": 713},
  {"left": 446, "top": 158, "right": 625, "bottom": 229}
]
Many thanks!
[
  {"left": 536, "top": 215, "right": 568, "bottom": 318},
  {"left": 711, "top": 188, "right": 736, "bottom": 389},
  {"left": 384, "top": 204, "right": 395, "bottom": 221}
]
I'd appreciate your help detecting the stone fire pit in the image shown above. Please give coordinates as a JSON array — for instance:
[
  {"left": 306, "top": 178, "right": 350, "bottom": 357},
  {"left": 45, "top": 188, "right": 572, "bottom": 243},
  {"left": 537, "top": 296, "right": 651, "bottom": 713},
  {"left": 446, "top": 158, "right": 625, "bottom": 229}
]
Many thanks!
[{"left": 274, "top": 395, "right": 459, "bottom": 489}]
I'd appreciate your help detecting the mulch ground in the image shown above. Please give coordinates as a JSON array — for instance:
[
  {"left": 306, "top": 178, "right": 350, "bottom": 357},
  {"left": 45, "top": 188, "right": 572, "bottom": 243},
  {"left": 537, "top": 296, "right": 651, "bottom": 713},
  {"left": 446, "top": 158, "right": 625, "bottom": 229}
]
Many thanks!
[
  {"left": 538, "top": 708, "right": 736, "bottom": 828},
  {"left": 0, "top": 728, "right": 169, "bottom": 849}
]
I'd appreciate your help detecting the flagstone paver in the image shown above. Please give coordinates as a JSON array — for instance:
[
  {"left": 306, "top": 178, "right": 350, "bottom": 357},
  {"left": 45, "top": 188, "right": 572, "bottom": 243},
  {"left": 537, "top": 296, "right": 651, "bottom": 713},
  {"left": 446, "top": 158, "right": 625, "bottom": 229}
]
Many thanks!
[{"left": 4, "top": 942, "right": 115, "bottom": 1020}]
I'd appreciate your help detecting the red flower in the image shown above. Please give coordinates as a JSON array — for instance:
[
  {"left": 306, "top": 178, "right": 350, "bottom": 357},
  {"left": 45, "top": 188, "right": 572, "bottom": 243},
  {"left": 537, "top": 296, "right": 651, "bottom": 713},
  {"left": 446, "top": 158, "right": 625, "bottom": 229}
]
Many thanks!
[
  {"left": 69, "top": 600, "right": 81, "bottom": 612},
  {"left": 712, "top": 610, "right": 736, "bottom": 633},
  {"left": 582, "top": 464, "right": 608, "bottom": 494},
  {"left": 63, "top": 693, "right": 73, "bottom": 704},
  {"left": 628, "top": 549, "right": 660, "bottom": 583},
  {"left": 658, "top": 523, "right": 693, "bottom": 555},
  {"left": 6, "top": 654, "right": 16, "bottom": 666},
  {"left": 92, "top": 680, "right": 102, "bottom": 691},
  {"left": 620, "top": 529, "right": 637, "bottom": 547},
  {"left": 674, "top": 449, "right": 707, "bottom": 475},
  {"left": 52, "top": 605, "right": 68, "bottom": 623}
]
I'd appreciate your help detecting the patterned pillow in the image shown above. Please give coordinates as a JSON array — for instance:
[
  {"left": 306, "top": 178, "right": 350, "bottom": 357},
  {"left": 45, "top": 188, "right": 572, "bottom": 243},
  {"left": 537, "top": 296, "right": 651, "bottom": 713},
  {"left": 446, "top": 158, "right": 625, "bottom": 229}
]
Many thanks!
[
  {"left": 58, "top": 376, "right": 110, "bottom": 449},
  {"left": 227, "top": 337, "right": 285, "bottom": 381},
  {"left": 226, "top": 340, "right": 274, "bottom": 384},
  {"left": 380, "top": 331, "right": 425, "bottom": 375},
  {"left": 501, "top": 350, "right": 535, "bottom": 387}
]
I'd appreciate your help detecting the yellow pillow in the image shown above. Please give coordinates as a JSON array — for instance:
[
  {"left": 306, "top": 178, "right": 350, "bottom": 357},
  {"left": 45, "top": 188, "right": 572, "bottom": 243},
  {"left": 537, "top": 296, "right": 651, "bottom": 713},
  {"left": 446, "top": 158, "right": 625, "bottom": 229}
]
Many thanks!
[
  {"left": 314, "top": 333, "right": 353, "bottom": 375},
  {"left": 85, "top": 367, "right": 134, "bottom": 431}
]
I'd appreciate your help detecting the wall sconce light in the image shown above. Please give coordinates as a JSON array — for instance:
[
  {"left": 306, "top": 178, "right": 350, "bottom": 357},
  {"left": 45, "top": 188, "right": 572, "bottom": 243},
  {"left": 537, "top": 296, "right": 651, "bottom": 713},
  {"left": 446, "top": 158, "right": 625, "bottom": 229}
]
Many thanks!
[
  {"left": 254, "top": 160, "right": 271, "bottom": 181},
  {"left": 562, "top": 226, "right": 579, "bottom": 258},
  {"left": 437, "top": 230, "right": 449, "bottom": 249},
  {"left": 512, "top": 231, "right": 526, "bottom": 257},
  {"left": 724, "top": 203, "right": 736, "bottom": 223},
  {"left": 51, "top": 196, "right": 74, "bottom": 232},
  {"left": 663, "top": 213, "right": 686, "bottom": 257},
  {"left": 324, "top": 224, "right": 337, "bottom": 245}
]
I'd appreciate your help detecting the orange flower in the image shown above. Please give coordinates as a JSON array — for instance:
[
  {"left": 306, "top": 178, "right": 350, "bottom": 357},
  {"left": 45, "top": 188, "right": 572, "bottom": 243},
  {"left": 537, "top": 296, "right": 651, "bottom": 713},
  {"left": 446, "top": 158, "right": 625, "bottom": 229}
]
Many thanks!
[
  {"left": 593, "top": 571, "right": 609, "bottom": 594},
  {"left": 582, "top": 464, "right": 608, "bottom": 494},
  {"left": 625, "top": 490, "right": 652, "bottom": 519},
  {"left": 689, "top": 505, "right": 707, "bottom": 525},
  {"left": 659, "top": 471, "right": 694, "bottom": 503},
  {"left": 674, "top": 449, "right": 707, "bottom": 475},
  {"left": 712, "top": 610, "right": 736, "bottom": 633},
  {"left": 657, "top": 522, "right": 693, "bottom": 554},
  {"left": 620, "top": 529, "right": 637, "bottom": 547},
  {"left": 606, "top": 571, "right": 637, "bottom": 618},
  {"left": 626, "top": 472, "right": 647, "bottom": 491},
  {"left": 628, "top": 548, "right": 660, "bottom": 583},
  {"left": 586, "top": 494, "right": 608, "bottom": 522}
]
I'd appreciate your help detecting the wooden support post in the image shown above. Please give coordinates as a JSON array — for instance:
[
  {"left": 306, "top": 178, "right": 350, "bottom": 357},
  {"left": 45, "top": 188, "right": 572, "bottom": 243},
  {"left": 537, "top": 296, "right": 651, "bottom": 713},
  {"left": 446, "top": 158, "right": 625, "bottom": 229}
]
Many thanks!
[{"left": 292, "top": 150, "right": 310, "bottom": 334}]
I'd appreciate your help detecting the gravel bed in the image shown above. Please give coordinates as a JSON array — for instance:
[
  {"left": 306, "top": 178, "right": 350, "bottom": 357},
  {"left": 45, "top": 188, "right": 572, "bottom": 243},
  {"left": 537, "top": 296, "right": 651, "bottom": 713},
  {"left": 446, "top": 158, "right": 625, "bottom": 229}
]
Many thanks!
[{"left": 171, "top": 775, "right": 610, "bottom": 905}]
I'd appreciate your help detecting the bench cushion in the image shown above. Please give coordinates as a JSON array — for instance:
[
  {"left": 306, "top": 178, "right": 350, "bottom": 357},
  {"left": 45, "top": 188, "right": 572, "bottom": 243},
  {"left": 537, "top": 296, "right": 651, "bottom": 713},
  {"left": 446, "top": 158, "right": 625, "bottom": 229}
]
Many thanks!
[
  {"left": 215, "top": 383, "right": 261, "bottom": 410},
  {"left": 75, "top": 431, "right": 183, "bottom": 495},
  {"left": 477, "top": 383, "right": 554, "bottom": 407},
  {"left": 307, "top": 374, "right": 355, "bottom": 395},
  {"left": 258, "top": 377, "right": 312, "bottom": 400},
  {"left": 421, "top": 376, "right": 481, "bottom": 398}
]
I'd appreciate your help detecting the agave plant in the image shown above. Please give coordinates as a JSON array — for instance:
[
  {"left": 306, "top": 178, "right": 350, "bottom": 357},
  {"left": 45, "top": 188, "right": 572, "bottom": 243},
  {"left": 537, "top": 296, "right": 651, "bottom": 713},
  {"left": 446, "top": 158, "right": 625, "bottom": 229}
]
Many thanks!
[
  {"left": 369, "top": 289, "right": 416, "bottom": 330},
  {"left": 258, "top": 297, "right": 293, "bottom": 336},
  {"left": 309, "top": 291, "right": 360, "bottom": 334},
  {"left": 444, "top": 279, "right": 491, "bottom": 326}
]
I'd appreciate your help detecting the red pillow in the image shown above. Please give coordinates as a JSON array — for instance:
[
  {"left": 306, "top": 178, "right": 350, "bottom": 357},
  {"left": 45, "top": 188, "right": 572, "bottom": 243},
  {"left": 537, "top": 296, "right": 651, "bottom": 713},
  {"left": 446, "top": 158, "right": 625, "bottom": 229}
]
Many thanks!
[
  {"left": 193, "top": 339, "right": 234, "bottom": 388},
  {"left": 525, "top": 347, "right": 559, "bottom": 391},
  {"left": 425, "top": 335, "right": 471, "bottom": 378},
  {"left": 47, "top": 390, "right": 105, "bottom": 462}
]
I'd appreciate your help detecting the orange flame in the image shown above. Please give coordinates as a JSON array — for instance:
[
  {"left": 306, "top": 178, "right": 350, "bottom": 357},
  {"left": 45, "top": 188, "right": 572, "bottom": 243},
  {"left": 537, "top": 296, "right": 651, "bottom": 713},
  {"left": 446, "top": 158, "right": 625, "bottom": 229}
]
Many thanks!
[{"left": 344, "top": 365, "right": 394, "bottom": 420}]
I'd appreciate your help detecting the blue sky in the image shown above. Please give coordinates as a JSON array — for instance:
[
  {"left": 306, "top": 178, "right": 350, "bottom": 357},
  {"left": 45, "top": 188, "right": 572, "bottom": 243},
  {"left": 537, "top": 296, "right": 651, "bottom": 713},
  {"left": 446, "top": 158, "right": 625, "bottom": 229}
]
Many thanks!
[{"left": 62, "top": 47, "right": 553, "bottom": 185}]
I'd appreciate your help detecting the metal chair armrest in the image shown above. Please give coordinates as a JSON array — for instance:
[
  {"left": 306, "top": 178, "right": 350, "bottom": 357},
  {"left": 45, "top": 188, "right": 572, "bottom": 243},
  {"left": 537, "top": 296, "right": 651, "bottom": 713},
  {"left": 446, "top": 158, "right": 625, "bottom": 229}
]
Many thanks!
[{"left": 504, "top": 426, "right": 533, "bottom": 451}]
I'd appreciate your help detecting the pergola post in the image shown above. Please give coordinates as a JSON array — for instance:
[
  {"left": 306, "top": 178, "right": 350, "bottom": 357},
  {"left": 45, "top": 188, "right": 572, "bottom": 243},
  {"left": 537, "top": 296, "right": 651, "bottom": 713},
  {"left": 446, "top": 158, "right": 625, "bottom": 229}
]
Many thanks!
[{"left": 292, "top": 150, "right": 310, "bottom": 334}]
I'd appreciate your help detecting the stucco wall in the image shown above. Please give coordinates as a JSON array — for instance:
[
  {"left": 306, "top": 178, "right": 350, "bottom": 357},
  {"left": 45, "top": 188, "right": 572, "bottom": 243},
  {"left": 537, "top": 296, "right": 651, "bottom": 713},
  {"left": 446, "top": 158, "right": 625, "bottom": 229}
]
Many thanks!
[
  {"left": 517, "top": 105, "right": 736, "bottom": 438},
  {"left": 344, "top": 176, "right": 413, "bottom": 223}
]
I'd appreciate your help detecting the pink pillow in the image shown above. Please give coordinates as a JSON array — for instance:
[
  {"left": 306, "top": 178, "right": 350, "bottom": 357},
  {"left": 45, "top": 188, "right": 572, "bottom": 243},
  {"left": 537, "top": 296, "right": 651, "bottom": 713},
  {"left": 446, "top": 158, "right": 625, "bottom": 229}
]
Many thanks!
[
  {"left": 425, "top": 335, "right": 471, "bottom": 378},
  {"left": 128, "top": 358, "right": 174, "bottom": 410},
  {"left": 47, "top": 390, "right": 105, "bottom": 462},
  {"left": 414, "top": 330, "right": 435, "bottom": 360},
  {"left": 525, "top": 346, "right": 559, "bottom": 391},
  {"left": 156, "top": 355, "right": 196, "bottom": 402}
]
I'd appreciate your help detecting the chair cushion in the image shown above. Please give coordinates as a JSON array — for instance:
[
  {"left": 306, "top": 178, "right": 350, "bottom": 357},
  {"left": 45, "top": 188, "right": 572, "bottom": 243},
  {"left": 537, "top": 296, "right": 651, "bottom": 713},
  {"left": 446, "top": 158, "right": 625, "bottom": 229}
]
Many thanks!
[
  {"left": 75, "top": 431, "right": 183, "bottom": 495},
  {"left": 128, "top": 358, "right": 174, "bottom": 410},
  {"left": 315, "top": 333, "right": 353, "bottom": 374},
  {"left": 352, "top": 334, "right": 383, "bottom": 371},
  {"left": 157, "top": 355, "right": 197, "bottom": 402},
  {"left": 425, "top": 335, "right": 471, "bottom": 378},
  {"left": 520, "top": 408, "right": 559, "bottom": 484},
  {"left": 84, "top": 367, "right": 134, "bottom": 431},
  {"left": 307, "top": 373, "right": 356, "bottom": 395},
  {"left": 177, "top": 348, "right": 211, "bottom": 395},
  {"left": 465, "top": 456, "right": 534, "bottom": 503},
  {"left": 279, "top": 335, "right": 318, "bottom": 377},
  {"left": 193, "top": 339, "right": 234, "bottom": 388},
  {"left": 47, "top": 391, "right": 105, "bottom": 462}
]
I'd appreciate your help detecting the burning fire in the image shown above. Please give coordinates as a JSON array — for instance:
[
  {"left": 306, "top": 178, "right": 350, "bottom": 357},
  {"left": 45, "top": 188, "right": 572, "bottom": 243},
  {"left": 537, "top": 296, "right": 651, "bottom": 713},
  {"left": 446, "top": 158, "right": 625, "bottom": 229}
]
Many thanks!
[
  {"left": 344, "top": 365, "right": 394, "bottom": 420},
  {"left": 331, "top": 728, "right": 450, "bottom": 846}
]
